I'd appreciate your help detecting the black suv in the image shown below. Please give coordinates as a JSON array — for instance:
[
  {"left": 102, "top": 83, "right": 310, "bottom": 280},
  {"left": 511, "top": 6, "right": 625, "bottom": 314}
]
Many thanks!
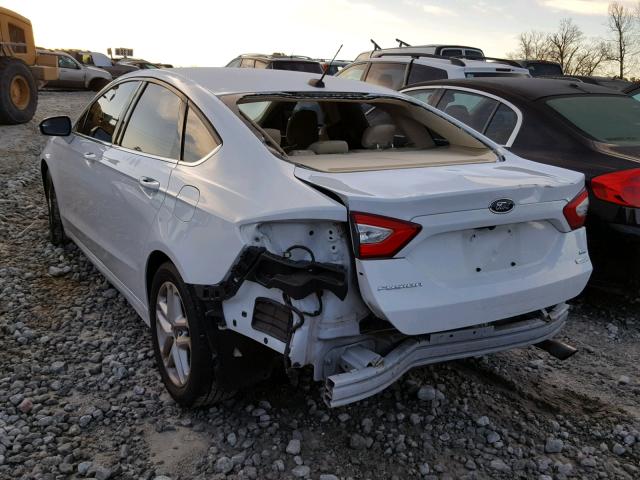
[{"left": 226, "top": 53, "right": 323, "bottom": 74}]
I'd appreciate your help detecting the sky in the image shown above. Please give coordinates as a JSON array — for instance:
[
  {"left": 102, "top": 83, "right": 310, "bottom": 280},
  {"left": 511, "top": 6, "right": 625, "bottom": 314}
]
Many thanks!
[{"left": 2, "top": 0, "right": 635, "bottom": 67}]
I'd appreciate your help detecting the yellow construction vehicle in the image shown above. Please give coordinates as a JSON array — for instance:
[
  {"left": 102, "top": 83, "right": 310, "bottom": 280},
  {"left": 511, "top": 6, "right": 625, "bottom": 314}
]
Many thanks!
[{"left": 0, "top": 7, "right": 58, "bottom": 124}]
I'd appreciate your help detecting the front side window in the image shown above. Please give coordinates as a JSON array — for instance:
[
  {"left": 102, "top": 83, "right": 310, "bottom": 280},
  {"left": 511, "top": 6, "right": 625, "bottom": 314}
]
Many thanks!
[
  {"left": 337, "top": 63, "right": 367, "bottom": 81},
  {"left": 632, "top": 91, "right": 640, "bottom": 102},
  {"left": 182, "top": 107, "right": 220, "bottom": 163},
  {"left": 546, "top": 95, "right": 640, "bottom": 145},
  {"left": 240, "top": 58, "right": 255, "bottom": 68},
  {"left": 364, "top": 63, "right": 406, "bottom": 89},
  {"left": 463, "top": 49, "right": 484, "bottom": 59},
  {"left": 120, "top": 83, "right": 183, "bottom": 159},
  {"left": 76, "top": 82, "right": 139, "bottom": 143},
  {"left": 436, "top": 90, "right": 498, "bottom": 132},
  {"left": 58, "top": 55, "right": 79, "bottom": 69},
  {"left": 405, "top": 88, "right": 439, "bottom": 106}
]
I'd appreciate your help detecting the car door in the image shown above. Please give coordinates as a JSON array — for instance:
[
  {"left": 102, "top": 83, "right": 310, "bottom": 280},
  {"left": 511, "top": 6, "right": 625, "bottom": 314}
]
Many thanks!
[
  {"left": 55, "top": 55, "right": 86, "bottom": 88},
  {"left": 54, "top": 81, "right": 141, "bottom": 256},
  {"left": 94, "top": 81, "right": 184, "bottom": 301}
]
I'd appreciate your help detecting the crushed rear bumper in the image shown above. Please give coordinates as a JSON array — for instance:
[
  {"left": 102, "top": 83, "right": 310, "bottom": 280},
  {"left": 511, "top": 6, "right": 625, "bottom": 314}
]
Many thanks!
[{"left": 324, "top": 303, "right": 569, "bottom": 408}]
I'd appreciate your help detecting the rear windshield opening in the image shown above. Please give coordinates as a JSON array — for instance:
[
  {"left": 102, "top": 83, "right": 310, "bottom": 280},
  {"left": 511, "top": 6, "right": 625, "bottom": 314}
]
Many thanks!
[
  {"left": 225, "top": 95, "right": 496, "bottom": 172},
  {"left": 271, "top": 62, "right": 323, "bottom": 74}
]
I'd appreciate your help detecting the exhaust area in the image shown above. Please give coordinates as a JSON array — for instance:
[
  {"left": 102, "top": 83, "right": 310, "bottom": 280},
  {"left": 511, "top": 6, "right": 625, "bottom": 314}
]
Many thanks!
[{"left": 534, "top": 339, "right": 578, "bottom": 360}]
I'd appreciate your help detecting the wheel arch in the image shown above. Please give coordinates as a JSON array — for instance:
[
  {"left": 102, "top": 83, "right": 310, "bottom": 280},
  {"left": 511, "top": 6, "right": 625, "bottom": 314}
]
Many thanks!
[
  {"left": 40, "top": 159, "right": 49, "bottom": 194},
  {"left": 145, "top": 249, "right": 189, "bottom": 303}
]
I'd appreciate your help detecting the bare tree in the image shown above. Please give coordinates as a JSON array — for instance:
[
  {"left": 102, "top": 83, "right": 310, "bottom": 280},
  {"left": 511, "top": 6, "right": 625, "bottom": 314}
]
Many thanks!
[
  {"left": 509, "top": 30, "right": 550, "bottom": 59},
  {"left": 607, "top": 2, "right": 636, "bottom": 78},
  {"left": 547, "top": 19, "right": 585, "bottom": 74},
  {"left": 572, "top": 40, "right": 612, "bottom": 75}
]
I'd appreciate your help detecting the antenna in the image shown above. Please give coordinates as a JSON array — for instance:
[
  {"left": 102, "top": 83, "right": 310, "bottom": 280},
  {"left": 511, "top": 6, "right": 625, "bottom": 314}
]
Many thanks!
[
  {"left": 370, "top": 39, "right": 382, "bottom": 51},
  {"left": 308, "top": 44, "right": 343, "bottom": 88},
  {"left": 396, "top": 38, "right": 411, "bottom": 47}
]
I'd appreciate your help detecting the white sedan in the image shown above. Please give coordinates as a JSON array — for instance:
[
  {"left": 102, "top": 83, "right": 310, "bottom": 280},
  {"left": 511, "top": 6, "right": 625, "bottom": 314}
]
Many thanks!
[{"left": 39, "top": 68, "right": 591, "bottom": 407}]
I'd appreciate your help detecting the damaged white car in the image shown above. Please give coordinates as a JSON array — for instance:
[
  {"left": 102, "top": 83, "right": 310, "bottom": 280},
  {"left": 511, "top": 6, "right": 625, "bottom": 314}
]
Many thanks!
[{"left": 39, "top": 68, "right": 592, "bottom": 407}]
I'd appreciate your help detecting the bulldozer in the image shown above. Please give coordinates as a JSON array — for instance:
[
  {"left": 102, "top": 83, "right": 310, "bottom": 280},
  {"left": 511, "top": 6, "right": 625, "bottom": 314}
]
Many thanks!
[{"left": 0, "top": 7, "right": 58, "bottom": 124}]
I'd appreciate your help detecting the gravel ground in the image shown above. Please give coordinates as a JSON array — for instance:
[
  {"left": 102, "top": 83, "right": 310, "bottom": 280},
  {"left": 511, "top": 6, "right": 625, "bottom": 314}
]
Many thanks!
[{"left": 1, "top": 91, "right": 639, "bottom": 480}]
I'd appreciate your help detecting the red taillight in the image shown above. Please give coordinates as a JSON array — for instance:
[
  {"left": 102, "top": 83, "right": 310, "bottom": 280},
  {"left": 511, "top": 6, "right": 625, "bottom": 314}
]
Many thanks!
[
  {"left": 563, "top": 189, "right": 589, "bottom": 230},
  {"left": 591, "top": 169, "right": 640, "bottom": 208},
  {"left": 351, "top": 212, "right": 422, "bottom": 259}
]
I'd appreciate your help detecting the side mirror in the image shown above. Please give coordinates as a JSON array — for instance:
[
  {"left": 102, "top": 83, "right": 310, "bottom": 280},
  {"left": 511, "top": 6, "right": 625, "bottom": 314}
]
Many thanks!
[{"left": 40, "top": 116, "right": 72, "bottom": 136}]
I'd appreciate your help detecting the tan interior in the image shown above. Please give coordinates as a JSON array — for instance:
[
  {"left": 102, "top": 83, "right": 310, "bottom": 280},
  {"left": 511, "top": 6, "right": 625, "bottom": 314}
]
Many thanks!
[{"left": 292, "top": 146, "right": 497, "bottom": 173}]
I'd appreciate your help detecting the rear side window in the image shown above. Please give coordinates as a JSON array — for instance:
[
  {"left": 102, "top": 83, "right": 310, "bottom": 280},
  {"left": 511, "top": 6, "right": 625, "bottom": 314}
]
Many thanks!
[
  {"left": 182, "top": 107, "right": 220, "bottom": 163},
  {"left": 120, "top": 83, "right": 183, "bottom": 159},
  {"left": 404, "top": 88, "right": 439, "bottom": 105},
  {"left": 407, "top": 64, "right": 447, "bottom": 84},
  {"left": 485, "top": 104, "right": 518, "bottom": 145},
  {"left": 437, "top": 90, "right": 498, "bottom": 132},
  {"left": 365, "top": 63, "right": 406, "bottom": 89},
  {"left": 77, "top": 82, "right": 139, "bottom": 143},
  {"left": 338, "top": 63, "right": 367, "bottom": 81}
]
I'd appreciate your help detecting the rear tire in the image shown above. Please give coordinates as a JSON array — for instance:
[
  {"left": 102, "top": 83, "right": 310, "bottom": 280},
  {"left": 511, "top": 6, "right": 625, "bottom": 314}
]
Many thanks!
[
  {"left": 44, "top": 170, "right": 66, "bottom": 246},
  {"left": 150, "top": 262, "right": 234, "bottom": 407},
  {"left": 0, "top": 57, "right": 37, "bottom": 125}
]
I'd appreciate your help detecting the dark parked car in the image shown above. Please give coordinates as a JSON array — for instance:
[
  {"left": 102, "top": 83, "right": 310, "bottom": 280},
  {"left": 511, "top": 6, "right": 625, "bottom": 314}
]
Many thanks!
[
  {"left": 542, "top": 75, "right": 631, "bottom": 91},
  {"left": 226, "top": 53, "right": 323, "bottom": 73},
  {"left": 625, "top": 83, "right": 640, "bottom": 101},
  {"left": 514, "top": 60, "right": 563, "bottom": 77},
  {"left": 401, "top": 78, "right": 640, "bottom": 281}
]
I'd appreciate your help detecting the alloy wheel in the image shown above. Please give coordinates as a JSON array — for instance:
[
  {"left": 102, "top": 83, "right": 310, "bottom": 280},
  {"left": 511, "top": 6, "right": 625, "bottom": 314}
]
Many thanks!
[{"left": 155, "top": 281, "right": 191, "bottom": 386}]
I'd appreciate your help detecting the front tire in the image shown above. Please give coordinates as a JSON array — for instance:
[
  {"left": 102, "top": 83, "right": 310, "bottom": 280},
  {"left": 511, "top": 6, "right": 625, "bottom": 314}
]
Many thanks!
[
  {"left": 150, "top": 262, "right": 234, "bottom": 407},
  {"left": 44, "top": 170, "right": 66, "bottom": 246}
]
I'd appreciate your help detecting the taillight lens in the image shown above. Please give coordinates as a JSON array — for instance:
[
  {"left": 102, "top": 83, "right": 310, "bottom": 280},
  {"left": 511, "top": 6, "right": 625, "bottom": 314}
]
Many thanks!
[
  {"left": 563, "top": 189, "right": 589, "bottom": 230},
  {"left": 351, "top": 212, "right": 422, "bottom": 259},
  {"left": 591, "top": 169, "right": 640, "bottom": 208}
]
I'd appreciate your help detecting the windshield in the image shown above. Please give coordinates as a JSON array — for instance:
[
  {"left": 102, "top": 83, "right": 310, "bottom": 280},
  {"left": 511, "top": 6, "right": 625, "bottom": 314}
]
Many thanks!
[{"left": 546, "top": 95, "right": 640, "bottom": 145}]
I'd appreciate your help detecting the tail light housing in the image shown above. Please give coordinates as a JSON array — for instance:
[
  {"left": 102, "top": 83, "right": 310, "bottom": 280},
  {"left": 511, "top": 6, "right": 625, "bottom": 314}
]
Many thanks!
[
  {"left": 563, "top": 189, "right": 589, "bottom": 230},
  {"left": 350, "top": 212, "right": 422, "bottom": 259},
  {"left": 591, "top": 169, "right": 640, "bottom": 208}
]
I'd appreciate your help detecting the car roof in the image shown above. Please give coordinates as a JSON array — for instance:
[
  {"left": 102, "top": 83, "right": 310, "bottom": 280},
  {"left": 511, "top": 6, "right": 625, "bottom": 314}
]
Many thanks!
[
  {"left": 124, "top": 67, "right": 401, "bottom": 96},
  {"left": 403, "top": 77, "right": 623, "bottom": 101},
  {"left": 361, "top": 55, "right": 526, "bottom": 72},
  {"left": 237, "top": 53, "right": 318, "bottom": 62}
]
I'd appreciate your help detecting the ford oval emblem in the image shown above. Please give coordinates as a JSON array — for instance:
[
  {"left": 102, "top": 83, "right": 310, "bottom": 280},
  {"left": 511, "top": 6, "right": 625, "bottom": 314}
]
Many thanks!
[{"left": 489, "top": 199, "right": 515, "bottom": 214}]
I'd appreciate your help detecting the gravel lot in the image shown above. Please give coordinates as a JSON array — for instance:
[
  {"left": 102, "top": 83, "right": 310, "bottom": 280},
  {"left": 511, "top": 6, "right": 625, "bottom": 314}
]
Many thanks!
[{"left": 1, "top": 91, "right": 639, "bottom": 480}]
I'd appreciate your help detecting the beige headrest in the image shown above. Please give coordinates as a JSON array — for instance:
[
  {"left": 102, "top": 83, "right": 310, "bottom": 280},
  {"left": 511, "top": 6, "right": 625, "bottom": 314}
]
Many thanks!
[
  {"left": 308, "top": 140, "right": 349, "bottom": 155},
  {"left": 263, "top": 128, "right": 281, "bottom": 146},
  {"left": 362, "top": 124, "right": 396, "bottom": 149}
]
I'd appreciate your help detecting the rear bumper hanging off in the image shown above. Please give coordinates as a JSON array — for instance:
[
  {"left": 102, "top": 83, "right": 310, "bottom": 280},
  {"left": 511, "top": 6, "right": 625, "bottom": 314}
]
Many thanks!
[{"left": 324, "top": 303, "right": 570, "bottom": 408}]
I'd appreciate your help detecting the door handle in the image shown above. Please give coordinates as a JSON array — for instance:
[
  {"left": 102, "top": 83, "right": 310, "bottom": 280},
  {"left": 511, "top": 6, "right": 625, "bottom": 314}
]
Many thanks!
[
  {"left": 83, "top": 152, "right": 96, "bottom": 161},
  {"left": 139, "top": 177, "right": 160, "bottom": 191}
]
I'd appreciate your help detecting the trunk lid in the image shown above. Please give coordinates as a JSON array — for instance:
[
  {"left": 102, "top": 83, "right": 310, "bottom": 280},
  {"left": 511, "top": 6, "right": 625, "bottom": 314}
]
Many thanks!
[
  {"left": 295, "top": 160, "right": 584, "bottom": 221},
  {"left": 295, "top": 159, "right": 591, "bottom": 335}
]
